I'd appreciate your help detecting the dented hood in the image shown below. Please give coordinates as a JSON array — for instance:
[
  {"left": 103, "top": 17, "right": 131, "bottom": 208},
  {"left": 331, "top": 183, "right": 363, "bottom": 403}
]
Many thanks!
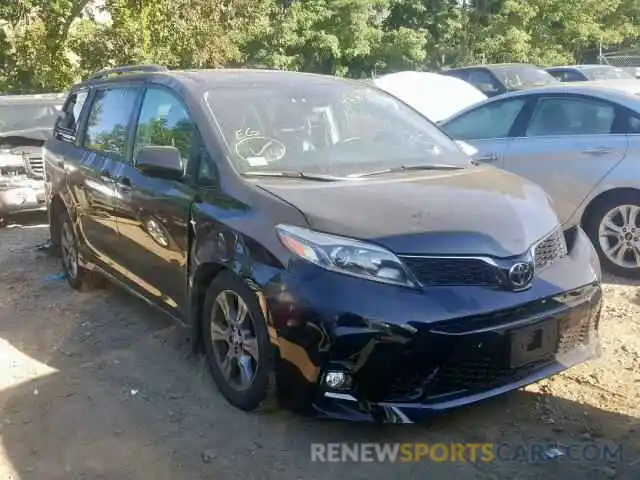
[
  {"left": 255, "top": 166, "right": 560, "bottom": 258},
  {"left": 0, "top": 127, "right": 52, "bottom": 143}
]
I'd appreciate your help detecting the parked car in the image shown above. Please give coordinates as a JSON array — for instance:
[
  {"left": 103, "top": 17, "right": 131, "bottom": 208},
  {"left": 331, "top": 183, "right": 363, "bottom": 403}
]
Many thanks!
[
  {"left": 441, "top": 63, "right": 558, "bottom": 97},
  {"left": 546, "top": 64, "right": 635, "bottom": 82},
  {"left": 621, "top": 66, "right": 640, "bottom": 79},
  {"left": 0, "top": 93, "right": 65, "bottom": 223},
  {"left": 45, "top": 65, "right": 602, "bottom": 423},
  {"left": 440, "top": 81, "right": 640, "bottom": 278},
  {"left": 372, "top": 71, "right": 487, "bottom": 122}
]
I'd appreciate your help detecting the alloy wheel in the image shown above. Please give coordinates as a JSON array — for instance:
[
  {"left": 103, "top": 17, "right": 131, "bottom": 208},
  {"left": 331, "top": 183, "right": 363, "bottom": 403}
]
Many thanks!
[
  {"left": 598, "top": 204, "right": 640, "bottom": 270},
  {"left": 210, "top": 290, "right": 260, "bottom": 392},
  {"left": 60, "top": 220, "right": 79, "bottom": 280}
]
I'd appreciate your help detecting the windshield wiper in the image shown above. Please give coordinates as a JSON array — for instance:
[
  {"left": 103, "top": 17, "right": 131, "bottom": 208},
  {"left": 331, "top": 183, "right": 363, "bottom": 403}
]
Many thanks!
[
  {"left": 346, "top": 164, "right": 464, "bottom": 178},
  {"left": 242, "top": 171, "right": 341, "bottom": 182}
]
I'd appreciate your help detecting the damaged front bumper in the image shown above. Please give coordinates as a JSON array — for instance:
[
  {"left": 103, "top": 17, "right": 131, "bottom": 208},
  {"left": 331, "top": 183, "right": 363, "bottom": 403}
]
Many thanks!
[
  {"left": 312, "top": 283, "right": 601, "bottom": 423},
  {"left": 0, "top": 180, "right": 46, "bottom": 215},
  {"left": 263, "top": 227, "right": 602, "bottom": 423},
  {"left": 0, "top": 149, "right": 46, "bottom": 216}
]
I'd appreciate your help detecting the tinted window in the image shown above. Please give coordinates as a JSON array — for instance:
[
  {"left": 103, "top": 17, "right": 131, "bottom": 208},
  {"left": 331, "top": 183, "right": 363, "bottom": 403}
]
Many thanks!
[
  {"left": 584, "top": 66, "right": 634, "bottom": 80},
  {"left": 493, "top": 66, "right": 557, "bottom": 89},
  {"left": 84, "top": 88, "right": 138, "bottom": 158},
  {"left": 134, "top": 88, "right": 196, "bottom": 168},
  {"left": 205, "top": 84, "right": 468, "bottom": 177},
  {"left": 442, "top": 98, "right": 526, "bottom": 140},
  {"left": 626, "top": 114, "right": 640, "bottom": 134},
  {"left": 549, "top": 70, "right": 585, "bottom": 82},
  {"left": 526, "top": 97, "right": 615, "bottom": 136},
  {"left": 443, "top": 70, "right": 468, "bottom": 81},
  {"left": 57, "top": 91, "right": 87, "bottom": 136},
  {"left": 467, "top": 70, "right": 501, "bottom": 94}
]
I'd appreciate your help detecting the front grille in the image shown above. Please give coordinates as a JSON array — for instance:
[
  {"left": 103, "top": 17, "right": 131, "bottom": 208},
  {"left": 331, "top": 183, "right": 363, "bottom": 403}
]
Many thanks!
[
  {"left": 24, "top": 155, "right": 44, "bottom": 179},
  {"left": 400, "top": 228, "right": 568, "bottom": 288},
  {"left": 534, "top": 228, "right": 568, "bottom": 270},
  {"left": 401, "top": 256, "right": 501, "bottom": 287}
]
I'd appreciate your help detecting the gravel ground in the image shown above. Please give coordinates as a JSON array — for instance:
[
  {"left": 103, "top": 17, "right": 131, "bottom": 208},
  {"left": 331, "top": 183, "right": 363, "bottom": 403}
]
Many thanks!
[{"left": 0, "top": 215, "right": 638, "bottom": 480}]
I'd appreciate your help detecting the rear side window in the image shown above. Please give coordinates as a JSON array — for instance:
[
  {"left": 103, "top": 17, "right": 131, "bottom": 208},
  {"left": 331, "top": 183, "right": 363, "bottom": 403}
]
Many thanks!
[
  {"left": 526, "top": 97, "right": 615, "bottom": 136},
  {"left": 56, "top": 90, "right": 88, "bottom": 140},
  {"left": 83, "top": 88, "right": 138, "bottom": 159},
  {"left": 626, "top": 114, "right": 640, "bottom": 134},
  {"left": 549, "top": 70, "right": 585, "bottom": 82},
  {"left": 467, "top": 70, "right": 501, "bottom": 95}
]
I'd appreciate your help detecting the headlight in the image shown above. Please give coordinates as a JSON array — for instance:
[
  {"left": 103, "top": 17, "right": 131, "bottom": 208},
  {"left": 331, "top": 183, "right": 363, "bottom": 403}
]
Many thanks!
[{"left": 276, "top": 224, "right": 417, "bottom": 287}]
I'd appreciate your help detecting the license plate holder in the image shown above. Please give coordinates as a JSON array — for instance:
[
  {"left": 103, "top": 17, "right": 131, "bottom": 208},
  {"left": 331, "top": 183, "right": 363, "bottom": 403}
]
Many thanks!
[{"left": 509, "top": 320, "right": 558, "bottom": 368}]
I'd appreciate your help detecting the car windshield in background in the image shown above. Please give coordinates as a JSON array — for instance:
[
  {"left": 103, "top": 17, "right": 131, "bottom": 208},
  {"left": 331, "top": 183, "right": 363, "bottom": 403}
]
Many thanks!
[
  {"left": 0, "top": 103, "right": 61, "bottom": 133},
  {"left": 584, "top": 66, "right": 634, "bottom": 80},
  {"left": 204, "top": 83, "right": 468, "bottom": 178},
  {"left": 494, "top": 66, "right": 558, "bottom": 89}
]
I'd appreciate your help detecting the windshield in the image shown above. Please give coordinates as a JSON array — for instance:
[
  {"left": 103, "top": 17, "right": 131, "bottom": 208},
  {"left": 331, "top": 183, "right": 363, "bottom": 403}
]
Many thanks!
[
  {"left": 493, "top": 66, "right": 558, "bottom": 90},
  {"left": 204, "top": 82, "right": 468, "bottom": 177},
  {"left": 0, "top": 102, "right": 61, "bottom": 133},
  {"left": 584, "top": 66, "right": 634, "bottom": 80}
]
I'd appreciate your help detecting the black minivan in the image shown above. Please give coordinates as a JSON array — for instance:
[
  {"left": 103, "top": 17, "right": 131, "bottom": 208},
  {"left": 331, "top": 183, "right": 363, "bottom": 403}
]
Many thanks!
[{"left": 45, "top": 65, "right": 602, "bottom": 423}]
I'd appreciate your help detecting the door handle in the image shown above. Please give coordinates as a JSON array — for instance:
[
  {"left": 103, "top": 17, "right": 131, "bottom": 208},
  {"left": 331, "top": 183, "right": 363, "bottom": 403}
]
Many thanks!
[
  {"left": 475, "top": 153, "right": 498, "bottom": 162},
  {"left": 582, "top": 147, "right": 612, "bottom": 156}
]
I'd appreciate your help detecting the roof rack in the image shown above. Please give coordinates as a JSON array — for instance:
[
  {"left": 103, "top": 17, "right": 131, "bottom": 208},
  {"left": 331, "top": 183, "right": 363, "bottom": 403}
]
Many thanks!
[{"left": 87, "top": 64, "right": 168, "bottom": 81}]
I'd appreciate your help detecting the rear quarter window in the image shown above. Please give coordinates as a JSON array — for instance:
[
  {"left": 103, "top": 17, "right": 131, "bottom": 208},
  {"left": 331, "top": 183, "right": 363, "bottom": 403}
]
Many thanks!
[{"left": 55, "top": 90, "right": 89, "bottom": 141}]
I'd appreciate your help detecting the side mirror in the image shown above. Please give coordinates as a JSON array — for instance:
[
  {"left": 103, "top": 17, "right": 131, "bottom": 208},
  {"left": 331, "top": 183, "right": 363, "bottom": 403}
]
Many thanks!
[{"left": 135, "top": 146, "right": 183, "bottom": 180}]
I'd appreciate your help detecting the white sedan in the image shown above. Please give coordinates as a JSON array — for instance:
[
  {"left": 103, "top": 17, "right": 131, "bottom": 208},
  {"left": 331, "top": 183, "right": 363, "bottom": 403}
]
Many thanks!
[{"left": 440, "top": 80, "right": 640, "bottom": 278}]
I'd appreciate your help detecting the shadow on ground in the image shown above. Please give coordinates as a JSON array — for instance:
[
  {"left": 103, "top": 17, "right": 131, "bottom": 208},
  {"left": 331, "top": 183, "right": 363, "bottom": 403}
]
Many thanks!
[
  {"left": 602, "top": 272, "right": 640, "bottom": 288},
  {"left": 0, "top": 222, "right": 638, "bottom": 480}
]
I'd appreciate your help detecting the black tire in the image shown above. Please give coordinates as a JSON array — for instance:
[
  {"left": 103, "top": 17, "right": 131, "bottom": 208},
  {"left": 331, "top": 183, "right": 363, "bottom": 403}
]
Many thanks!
[
  {"left": 57, "top": 212, "right": 105, "bottom": 291},
  {"left": 584, "top": 192, "right": 640, "bottom": 279},
  {"left": 201, "top": 271, "right": 277, "bottom": 412}
]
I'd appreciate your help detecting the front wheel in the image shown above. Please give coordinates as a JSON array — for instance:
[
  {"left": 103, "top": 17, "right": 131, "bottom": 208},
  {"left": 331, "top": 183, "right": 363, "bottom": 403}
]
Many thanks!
[
  {"left": 58, "top": 213, "right": 104, "bottom": 291},
  {"left": 585, "top": 195, "right": 640, "bottom": 279},
  {"left": 201, "top": 271, "right": 276, "bottom": 412}
]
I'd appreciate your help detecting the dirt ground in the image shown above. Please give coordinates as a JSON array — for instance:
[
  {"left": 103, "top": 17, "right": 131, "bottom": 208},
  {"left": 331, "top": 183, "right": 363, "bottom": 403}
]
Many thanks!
[{"left": 0, "top": 215, "right": 638, "bottom": 480}]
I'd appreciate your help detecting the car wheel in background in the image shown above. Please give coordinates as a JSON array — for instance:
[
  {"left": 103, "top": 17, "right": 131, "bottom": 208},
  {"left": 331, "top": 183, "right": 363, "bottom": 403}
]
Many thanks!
[
  {"left": 201, "top": 271, "right": 277, "bottom": 412},
  {"left": 58, "top": 213, "right": 105, "bottom": 291},
  {"left": 585, "top": 193, "right": 640, "bottom": 279}
]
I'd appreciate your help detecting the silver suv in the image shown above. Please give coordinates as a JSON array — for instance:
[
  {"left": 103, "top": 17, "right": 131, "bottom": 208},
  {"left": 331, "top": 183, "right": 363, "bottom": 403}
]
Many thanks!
[{"left": 0, "top": 93, "right": 65, "bottom": 223}]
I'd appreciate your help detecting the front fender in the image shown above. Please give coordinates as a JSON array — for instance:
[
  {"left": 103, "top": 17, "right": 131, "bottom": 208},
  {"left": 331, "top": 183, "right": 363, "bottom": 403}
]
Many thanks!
[{"left": 186, "top": 205, "right": 293, "bottom": 351}]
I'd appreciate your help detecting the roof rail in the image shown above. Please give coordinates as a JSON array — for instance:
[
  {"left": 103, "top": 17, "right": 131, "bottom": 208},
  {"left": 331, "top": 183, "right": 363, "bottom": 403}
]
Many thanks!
[{"left": 88, "top": 64, "right": 168, "bottom": 81}]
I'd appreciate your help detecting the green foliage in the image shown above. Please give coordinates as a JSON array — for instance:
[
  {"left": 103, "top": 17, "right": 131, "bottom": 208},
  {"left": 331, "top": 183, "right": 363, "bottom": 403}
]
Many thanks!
[{"left": 0, "top": 0, "right": 638, "bottom": 93}]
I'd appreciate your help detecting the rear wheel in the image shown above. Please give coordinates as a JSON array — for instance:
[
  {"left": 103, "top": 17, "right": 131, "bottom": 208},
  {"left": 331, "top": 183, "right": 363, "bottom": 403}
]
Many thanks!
[
  {"left": 201, "top": 271, "right": 276, "bottom": 412},
  {"left": 58, "top": 213, "right": 104, "bottom": 291},
  {"left": 585, "top": 194, "right": 640, "bottom": 279}
]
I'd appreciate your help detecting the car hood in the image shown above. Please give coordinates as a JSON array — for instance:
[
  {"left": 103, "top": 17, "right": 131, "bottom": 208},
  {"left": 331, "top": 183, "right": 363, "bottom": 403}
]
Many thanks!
[
  {"left": 255, "top": 167, "right": 560, "bottom": 257},
  {"left": 0, "top": 127, "right": 51, "bottom": 143}
]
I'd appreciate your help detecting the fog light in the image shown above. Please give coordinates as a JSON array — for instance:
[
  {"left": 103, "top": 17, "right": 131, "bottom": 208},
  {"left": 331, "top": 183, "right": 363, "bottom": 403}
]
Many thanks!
[{"left": 323, "top": 370, "right": 352, "bottom": 391}]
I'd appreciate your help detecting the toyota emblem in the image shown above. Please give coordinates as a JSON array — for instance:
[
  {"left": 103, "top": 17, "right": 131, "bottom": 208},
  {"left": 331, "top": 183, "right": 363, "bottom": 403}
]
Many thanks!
[{"left": 508, "top": 261, "right": 534, "bottom": 290}]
